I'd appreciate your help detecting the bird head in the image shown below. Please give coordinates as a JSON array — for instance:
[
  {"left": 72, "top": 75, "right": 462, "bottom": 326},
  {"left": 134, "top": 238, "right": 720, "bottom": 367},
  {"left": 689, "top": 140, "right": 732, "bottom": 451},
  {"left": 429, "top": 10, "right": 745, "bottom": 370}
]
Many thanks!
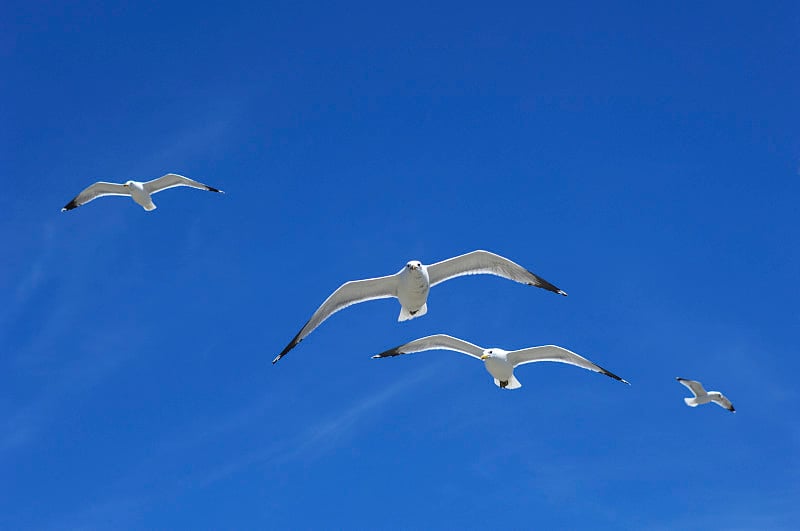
[
  {"left": 123, "top": 181, "right": 133, "bottom": 187},
  {"left": 405, "top": 261, "right": 422, "bottom": 271},
  {"left": 480, "top": 350, "right": 494, "bottom": 360}
]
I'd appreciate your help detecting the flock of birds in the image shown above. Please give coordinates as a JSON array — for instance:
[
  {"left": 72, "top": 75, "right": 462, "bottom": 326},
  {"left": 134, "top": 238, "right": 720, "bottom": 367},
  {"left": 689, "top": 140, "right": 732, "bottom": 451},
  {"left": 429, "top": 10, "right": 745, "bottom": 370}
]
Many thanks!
[{"left": 62, "top": 173, "right": 736, "bottom": 412}]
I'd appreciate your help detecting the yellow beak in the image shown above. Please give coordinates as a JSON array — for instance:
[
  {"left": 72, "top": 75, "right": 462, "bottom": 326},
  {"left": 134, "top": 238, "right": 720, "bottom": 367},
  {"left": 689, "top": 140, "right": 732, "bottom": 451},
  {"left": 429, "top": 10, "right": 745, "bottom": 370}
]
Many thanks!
[{"left": 480, "top": 354, "right": 490, "bottom": 360}]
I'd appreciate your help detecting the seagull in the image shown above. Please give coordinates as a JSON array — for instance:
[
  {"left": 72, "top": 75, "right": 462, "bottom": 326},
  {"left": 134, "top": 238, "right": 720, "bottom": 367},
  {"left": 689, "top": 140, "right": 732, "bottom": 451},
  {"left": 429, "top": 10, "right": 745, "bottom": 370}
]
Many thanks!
[
  {"left": 676, "top": 377, "right": 735, "bottom": 412},
  {"left": 62, "top": 174, "right": 224, "bottom": 212},
  {"left": 372, "top": 334, "right": 629, "bottom": 389},
  {"left": 273, "top": 250, "right": 567, "bottom": 364}
]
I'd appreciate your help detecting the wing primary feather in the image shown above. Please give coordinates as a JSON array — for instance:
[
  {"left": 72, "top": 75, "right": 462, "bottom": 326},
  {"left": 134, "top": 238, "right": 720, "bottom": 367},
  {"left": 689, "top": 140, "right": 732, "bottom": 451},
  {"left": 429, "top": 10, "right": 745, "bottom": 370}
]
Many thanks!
[
  {"left": 593, "top": 363, "right": 630, "bottom": 384},
  {"left": 61, "top": 181, "right": 130, "bottom": 211},
  {"left": 273, "top": 275, "right": 398, "bottom": 364},
  {"left": 272, "top": 320, "right": 309, "bottom": 364},
  {"left": 145, "top": 174, "right": 225, "bottom": 194},
  {"left": 371, "top": 334, "right": 484, "bottom": 360},
  {"left": 62, "top": 198, "right": 80, "bottom": 211},
  {"left": 525, "top": 269, "right": 568, "bottom": 296},
  {"left": 427, "top": 250, "right": 567, "bottom": 296},
  {"left": 676, "top": 377, "right": 707, "bottom": 397},
  {"left": 372, "top": 345, "right": 406, "bottom": 359}
]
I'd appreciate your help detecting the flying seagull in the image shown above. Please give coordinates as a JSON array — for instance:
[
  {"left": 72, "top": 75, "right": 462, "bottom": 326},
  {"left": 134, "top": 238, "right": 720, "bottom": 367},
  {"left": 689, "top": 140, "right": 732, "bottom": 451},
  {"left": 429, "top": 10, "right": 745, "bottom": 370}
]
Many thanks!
[
  {"left": 273, "top": 250, "right": 567, "bottom": 364},
  {"left": 62, "top": 174, "right": 223, "bottom": 212},
  {"left": 676, "top": 377, "right": 735, "bottom": 412},
  {"left": 372, "top": 334, "right": 629, "bottom": 389}
]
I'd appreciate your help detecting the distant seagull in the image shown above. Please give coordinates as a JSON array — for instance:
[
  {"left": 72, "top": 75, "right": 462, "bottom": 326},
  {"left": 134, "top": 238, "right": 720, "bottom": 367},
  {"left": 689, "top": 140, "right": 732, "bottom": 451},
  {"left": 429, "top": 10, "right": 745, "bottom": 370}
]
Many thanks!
[
  {"left": 372, "top": 334, "right": 629, "bottom": 389},
  {"left": 676, "top": 377, "right": 735, "bottom": 412},
  {"left": 273, "top": 250, "right": 567, "bottom": 364},
  {"left": 62, "top": 173, "right": 224, "bottom": 212}
]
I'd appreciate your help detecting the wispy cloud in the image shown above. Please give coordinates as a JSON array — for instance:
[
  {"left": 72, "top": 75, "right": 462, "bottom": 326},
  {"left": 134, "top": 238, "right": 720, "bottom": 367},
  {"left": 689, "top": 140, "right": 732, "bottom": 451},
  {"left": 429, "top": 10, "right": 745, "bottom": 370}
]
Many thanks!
[
  {"left": 53, "top": 362, "right": 440, "bottom": 527},
  {"left": 0, "top": 222, "right": 56, "bottom": 337},
  {"left": 31, "top": 364, "right": 437, "bottom": 529},
  {"left": 643, "top": 490, "right": 800, "bottom": 531},
  {"left": 193, "top": 363, "right": 438, "bottom": 486},
  {"left": 44, "top": 496, "right": 144, "bottom": 531},
  {"left": 0, "top": 340, "right": 135, "bottom": 456}
]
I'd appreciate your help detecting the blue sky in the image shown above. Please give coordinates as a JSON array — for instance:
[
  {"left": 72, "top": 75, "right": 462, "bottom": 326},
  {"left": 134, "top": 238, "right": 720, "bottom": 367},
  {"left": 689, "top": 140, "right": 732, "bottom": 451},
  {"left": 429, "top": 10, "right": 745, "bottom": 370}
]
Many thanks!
[{"left": 2, "top": 1, "right": 799, "bottom": 528}]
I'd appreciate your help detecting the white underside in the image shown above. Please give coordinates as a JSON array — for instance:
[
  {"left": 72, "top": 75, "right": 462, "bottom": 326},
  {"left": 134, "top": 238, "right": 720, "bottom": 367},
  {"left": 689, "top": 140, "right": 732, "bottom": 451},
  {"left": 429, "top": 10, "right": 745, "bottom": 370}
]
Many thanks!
[
  {"left": 130, "top": 187, "right": 156, "bottom": 211},
  {"left": 493, "top": 375, "right": 522, "bottom": 389},
  {"left": 484, "top": 358, "right": 520, "bottom": 389},
  {"left": 398, "top": 302, "right": 428, "bottom": 322},
  {"left": 685, "top": 396, "right": 711, "bottom": 407},
  {"left": 396, "top": 267, "right": 430, "bottom": 321}
]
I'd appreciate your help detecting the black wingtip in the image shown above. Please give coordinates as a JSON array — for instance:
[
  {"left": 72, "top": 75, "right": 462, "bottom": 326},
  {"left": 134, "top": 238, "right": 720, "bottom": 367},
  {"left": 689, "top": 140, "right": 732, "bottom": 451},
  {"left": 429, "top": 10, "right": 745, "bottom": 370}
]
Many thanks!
[
  {"left": 62, "top": 199, "right": 78, "bottom": 211},
  {"left": 372, "top": 347, "right": 402, "bottom": 359},
  {"left": 596, "top": 364, "right": 629, "bottom": 385},
  {"left": 605, "top": 370, "right": 630, "bottom": 385},
  {"left": 273, "top": 334, "right": 303, "bottom": 365},
  {"left": 272, "top": 346, "right": 290, "bottom": 364},
  {"left": 206, "top": 186, "right": 224, "bottom": 193},
  {"left": 526, "top": 271, "right": 567, "bottom": 296}
]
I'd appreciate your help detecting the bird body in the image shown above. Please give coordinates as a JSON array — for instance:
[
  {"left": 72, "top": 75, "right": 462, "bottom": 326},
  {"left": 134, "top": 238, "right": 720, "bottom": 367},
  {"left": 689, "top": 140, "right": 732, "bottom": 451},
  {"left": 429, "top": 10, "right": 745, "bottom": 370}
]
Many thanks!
[
  {"left": 273, "top": 251, "right": 567, "bottom": 364},
  {"left": 396, "top": 261, "right": 430, "bottom": 321},
  {"left": 62, "top": 173, "right": 223, "bottom": 212},
  {"left": 480, "top": 350, "right": 521, "bottom": 389},
  {"left": 127, "top": 180, "right": 157, "bottom": 211},
  {"left": 372, "top": 334, "right": 629, "bottom": 389}
]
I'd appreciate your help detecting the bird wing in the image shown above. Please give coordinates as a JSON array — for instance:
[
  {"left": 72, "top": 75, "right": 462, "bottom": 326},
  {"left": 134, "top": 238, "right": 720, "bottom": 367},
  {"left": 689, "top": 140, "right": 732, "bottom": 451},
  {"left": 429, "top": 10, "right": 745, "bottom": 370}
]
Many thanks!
[
  {"left": 62, "top": 182, "right": 130, "bottom": 211},
  {"left": 507, "top": 345, "right": 629, "bottom": 384},
  {"left": 711, "top": 394, "right": 735, "bottom": 412},
  {"left": 273, "top": 274, "right": 398, "bottom": 363},
  {"left": 143, "top": 173, "right": 223, "bottom": 194},
  {"left": 676, "top": 378, "right": 707, "bottom": 397},
  {"left": 372, "top": 334, "right": 485, "bottom": 360},
  {"left": 426, "top": 250, "right": 567, "bottom": 296}
]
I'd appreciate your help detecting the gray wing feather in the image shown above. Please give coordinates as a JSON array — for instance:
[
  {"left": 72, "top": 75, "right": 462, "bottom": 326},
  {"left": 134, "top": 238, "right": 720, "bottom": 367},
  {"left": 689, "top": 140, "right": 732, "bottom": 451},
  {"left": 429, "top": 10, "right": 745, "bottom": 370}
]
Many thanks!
[
  {"left": 273, "top": 275, "right": 398, "bottom": 363},
  {"left": 508, "top": 345, "right": 629, "bottom": 384},
  {"left": 676, "top": 378, "right": 707, "bottom": 397},
  {"left": 372, "top": 334, "right": 485, "bottom": 360},
  {"left": 711, "top": 394, "right": 735, "bottom": 412},
  {"left": 144, "top": 173, "right": 223, "bottom": 194},
  {"left": 62, "top": 182, "right": 130, "bottom": 211},
  {"left": 426, "top": 250, "right": 567, "bottom": 296}
]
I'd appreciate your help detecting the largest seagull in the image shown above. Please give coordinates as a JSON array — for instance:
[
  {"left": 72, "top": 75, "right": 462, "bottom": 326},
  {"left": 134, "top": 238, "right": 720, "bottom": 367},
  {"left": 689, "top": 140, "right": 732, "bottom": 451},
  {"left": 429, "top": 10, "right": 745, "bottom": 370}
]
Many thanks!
[
  {"left": 62, "top": 173, "right": 223, "bottom": 212},
  {"left": 273, "top": 250, "right": 567, "bottom": 364}
]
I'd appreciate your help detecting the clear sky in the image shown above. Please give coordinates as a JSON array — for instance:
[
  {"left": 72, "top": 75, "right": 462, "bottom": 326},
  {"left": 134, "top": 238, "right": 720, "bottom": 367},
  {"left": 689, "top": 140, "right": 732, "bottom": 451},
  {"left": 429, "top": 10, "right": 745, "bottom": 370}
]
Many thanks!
[{"left": 2, "top": 1, "right": 799, "bottom": 529}]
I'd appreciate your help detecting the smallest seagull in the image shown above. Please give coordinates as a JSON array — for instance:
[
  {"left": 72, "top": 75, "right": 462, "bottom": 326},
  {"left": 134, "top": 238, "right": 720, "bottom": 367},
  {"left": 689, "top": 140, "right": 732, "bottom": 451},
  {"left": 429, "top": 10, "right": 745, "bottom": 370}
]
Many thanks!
[
  {"left": 676, "top": 377, "right": 735, "bottom": 412},
  {"left": 62, "top": 173, "right": 224, "bottom": 212}
]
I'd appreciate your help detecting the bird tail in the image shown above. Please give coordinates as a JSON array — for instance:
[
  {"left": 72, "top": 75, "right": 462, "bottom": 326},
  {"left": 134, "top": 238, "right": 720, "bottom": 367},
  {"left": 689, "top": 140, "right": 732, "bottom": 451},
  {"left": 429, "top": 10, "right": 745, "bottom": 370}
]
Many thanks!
[
  {"left": 397, "top": 303, "right": 428, "bottom": 322},
  {"left": 144, "top": 202, "right": 157, "bottom": 211},
  {"left": 684, "top": 397, "right": 698, "bottom": 407},
  {"left": 494, "top": 375, "right": 522, "bottom": 389}
]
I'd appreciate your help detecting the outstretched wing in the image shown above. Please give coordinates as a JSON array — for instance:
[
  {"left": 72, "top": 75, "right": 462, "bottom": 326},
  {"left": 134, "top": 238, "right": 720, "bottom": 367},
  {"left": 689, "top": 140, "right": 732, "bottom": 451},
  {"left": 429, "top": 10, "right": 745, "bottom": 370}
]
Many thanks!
[
  {"left": 273, "top": 275, "right": 398, "bottom": 363},
  {"left": 711, "top": 394, "right": 735, "bottom": 413},
  {"left": 676, "top": 378, "right": 707, "bottom": 398},
  {"left": 507, "top": 345, "right": 629, "bottom": 384},
  {"left": 62, "top": 182, "right": 130, "bottom": 211},
  {"left": 372, "top": 334, "right": 485, "bottom": 360},
  {"left": 426, "top": 250, "right": 567, "bottom": 296},
  {"left": 143, "top": 173, "right": 224, "bottom": 194}
]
